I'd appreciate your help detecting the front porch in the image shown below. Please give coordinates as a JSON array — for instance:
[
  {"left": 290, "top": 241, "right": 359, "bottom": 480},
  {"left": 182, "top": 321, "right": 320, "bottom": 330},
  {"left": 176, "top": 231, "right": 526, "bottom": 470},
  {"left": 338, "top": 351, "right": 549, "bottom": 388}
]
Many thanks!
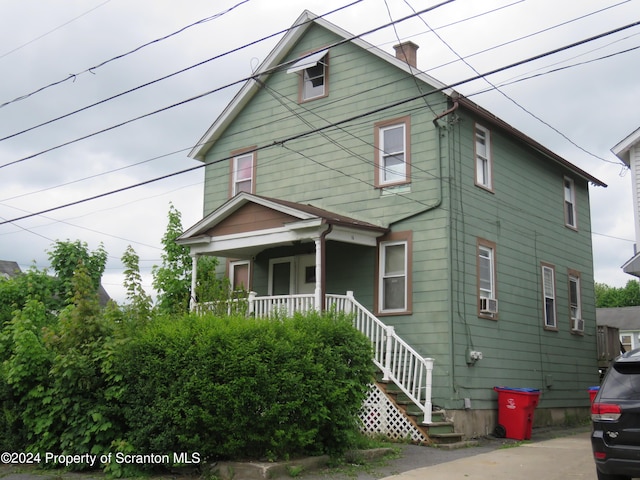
[
  {"left": 178, "top": 193, "right": 464, "bottom": 443},
  {"left": 196, "top": 290, "right": 435, "bottom": 425}
]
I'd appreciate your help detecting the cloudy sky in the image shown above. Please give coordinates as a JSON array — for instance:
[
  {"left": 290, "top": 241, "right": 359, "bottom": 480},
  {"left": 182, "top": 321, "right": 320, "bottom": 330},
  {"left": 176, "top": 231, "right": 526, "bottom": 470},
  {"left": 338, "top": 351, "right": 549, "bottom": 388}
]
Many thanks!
[{"left": 1, "top": 0, "right": 638, "bottom": 303}]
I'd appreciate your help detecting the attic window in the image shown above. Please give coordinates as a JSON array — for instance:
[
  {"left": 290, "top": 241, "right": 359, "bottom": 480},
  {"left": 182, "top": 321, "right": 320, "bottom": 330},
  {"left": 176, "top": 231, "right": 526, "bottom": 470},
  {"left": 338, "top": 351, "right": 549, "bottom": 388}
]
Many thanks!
[{"left": 287, "top": 49, "right": 329, "bottom": 102}]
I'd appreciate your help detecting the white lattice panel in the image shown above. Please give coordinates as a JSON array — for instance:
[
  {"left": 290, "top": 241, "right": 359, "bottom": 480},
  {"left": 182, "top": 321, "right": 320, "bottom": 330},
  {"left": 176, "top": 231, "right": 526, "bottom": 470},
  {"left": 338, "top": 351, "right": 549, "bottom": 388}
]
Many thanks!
[{"left": 359, "top": 383, "right": 427, "bottom": 443}]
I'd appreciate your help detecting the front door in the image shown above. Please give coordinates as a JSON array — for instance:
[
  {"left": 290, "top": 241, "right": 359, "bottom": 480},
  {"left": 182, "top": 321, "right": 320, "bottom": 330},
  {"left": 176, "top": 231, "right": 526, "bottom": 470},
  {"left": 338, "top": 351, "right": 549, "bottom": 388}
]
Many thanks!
[{"left": 268, "top": 254, "right": 316, "bottom": 295}]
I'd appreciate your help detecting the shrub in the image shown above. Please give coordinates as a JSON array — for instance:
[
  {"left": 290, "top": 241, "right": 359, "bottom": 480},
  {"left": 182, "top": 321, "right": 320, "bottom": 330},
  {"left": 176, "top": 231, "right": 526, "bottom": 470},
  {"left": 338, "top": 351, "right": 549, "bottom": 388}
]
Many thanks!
[{"left": 118, "top": 311, "right": 373, "bottom": 461}]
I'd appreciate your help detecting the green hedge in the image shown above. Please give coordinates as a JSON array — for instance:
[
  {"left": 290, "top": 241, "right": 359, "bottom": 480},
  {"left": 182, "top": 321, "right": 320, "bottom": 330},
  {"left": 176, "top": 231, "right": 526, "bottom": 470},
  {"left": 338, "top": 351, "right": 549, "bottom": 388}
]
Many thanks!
[
  {"left": 0, "top": 304, "right": 373, "bottom": 467},
  {"left": 117, "top": 311, "right": 373, "bottom": 461}
]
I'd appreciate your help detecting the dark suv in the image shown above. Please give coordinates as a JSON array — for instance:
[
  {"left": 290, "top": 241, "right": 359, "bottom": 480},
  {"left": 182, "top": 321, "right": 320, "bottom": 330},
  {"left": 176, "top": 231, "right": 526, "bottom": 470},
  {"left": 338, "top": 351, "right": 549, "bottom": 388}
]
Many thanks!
[{"left": 592, "top": 348, "right": 640, "bottom": 480}]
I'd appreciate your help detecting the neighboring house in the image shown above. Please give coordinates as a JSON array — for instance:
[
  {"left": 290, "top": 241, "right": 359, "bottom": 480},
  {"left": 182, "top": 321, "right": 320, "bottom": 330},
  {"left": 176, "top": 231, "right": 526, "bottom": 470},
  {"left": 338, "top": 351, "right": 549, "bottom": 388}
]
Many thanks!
[
  {"left": 178, "top": 11, "right": 605, "bottom": 439},
  {"left": 0, "top": 259, "right": 111, "bottom": 307},
  {"left": 612, "top": 127, "right": 640, "bottom": 276},
  {"left": 0, "top": 260, "right": 21, "bottom": 279},
  {"left": 597, "top": 306, "right": 640, "bottom": 352}
]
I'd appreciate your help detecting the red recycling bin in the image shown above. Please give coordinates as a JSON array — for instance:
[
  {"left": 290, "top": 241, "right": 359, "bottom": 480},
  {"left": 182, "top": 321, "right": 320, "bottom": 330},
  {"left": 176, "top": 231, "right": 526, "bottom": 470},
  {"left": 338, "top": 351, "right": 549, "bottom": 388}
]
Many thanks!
[
  {"left": 493, "top": 386, "right": 541, "bottom": 440},
  {"left": 588, "top": 386, "right": 600, "bottom": 404}
]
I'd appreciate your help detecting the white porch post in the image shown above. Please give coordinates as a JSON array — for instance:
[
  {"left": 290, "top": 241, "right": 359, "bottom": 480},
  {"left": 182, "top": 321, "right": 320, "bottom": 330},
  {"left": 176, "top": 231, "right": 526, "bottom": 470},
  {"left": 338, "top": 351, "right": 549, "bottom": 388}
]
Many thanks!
[
  {"left": 423, "top": 357, "right": 434, "bottom": 424},
  {"left": 314, "top": 237, "right": 322, "bottom": 311},
  {"left": 189, "top": 254, "right": 198, "bottom": 311}
]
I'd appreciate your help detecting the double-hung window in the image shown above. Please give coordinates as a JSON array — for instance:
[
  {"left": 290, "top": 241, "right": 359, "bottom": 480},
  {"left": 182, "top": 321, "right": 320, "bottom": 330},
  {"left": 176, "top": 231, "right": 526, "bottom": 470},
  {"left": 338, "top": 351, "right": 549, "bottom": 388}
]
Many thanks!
[
  {"left": 287, "top": 49, "right": 329, "bottom": 102},
  {"left": 231, "top": 150, "right": 255, "bottom": 196},
  {"left": 564, "top": 177, "right": 577, "bottom": 229},
  {"left": 375, "top": 117, "right": 411, "bottom": 187},
  {"left": 475, "top": 124, "right": 492, "bottom": 190},
  {"left": 541, "top": 263, "right": 557, "bottom": 329},
  {"left": 568, "top": 270, "right": 583, "bottom": 332},
  {"left": 477, "top": 239, "right": 497, "bottom": 318},
  {"left": 377, "top": 232, "right": 412, "bottom": 314}
]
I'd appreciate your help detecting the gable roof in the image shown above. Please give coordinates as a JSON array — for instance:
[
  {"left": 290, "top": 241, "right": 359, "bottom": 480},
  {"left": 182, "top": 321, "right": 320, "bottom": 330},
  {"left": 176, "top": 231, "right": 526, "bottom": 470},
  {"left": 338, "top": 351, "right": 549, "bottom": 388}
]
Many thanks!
[
  {"left": 177, "top": 192, "right": 388, "bottom": 258},
  {"left": 455, "top": 97, "right": 606, "bottom": 187},
  {"left": 0, "top": 260, "right": 21, "bottom": 278},
  {"left": 597, "top": 306, "right": 640, "bottom": 330},
  {"left": 189, "top": 9, "right": 606, "bottom": 188},
  {"left": 612, "top": 126, "right": 640, "bottom": 166},
  {"left": 189, "top": 9, "right": 449, "bottom": 162},
  {"left": 180, "top": 192, "right": 387, "bottom": 238}
]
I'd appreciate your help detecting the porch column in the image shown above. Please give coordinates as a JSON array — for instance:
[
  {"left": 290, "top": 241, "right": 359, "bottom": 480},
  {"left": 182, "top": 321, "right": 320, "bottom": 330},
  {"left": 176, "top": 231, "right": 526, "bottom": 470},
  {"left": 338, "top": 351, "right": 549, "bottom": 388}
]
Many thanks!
[
  {"left": 189, "top": 254, "right": 198, "bottom": 311},
  {"left": 314, "top": 237, "right": 322, "bottom": 311}
]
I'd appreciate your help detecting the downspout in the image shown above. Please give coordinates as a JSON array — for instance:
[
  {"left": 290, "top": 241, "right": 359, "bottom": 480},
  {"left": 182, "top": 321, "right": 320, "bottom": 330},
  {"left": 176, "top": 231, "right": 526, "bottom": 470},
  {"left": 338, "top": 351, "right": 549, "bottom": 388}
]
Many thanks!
[
  {"left": 432, "top": 100, "right": 460, "bottom": 402},
  {"left": 319, "top": 223, "right": 333, "bottom": 311},
  {"left": 391, "top": 100, "right": 458, "bottom": 225}
]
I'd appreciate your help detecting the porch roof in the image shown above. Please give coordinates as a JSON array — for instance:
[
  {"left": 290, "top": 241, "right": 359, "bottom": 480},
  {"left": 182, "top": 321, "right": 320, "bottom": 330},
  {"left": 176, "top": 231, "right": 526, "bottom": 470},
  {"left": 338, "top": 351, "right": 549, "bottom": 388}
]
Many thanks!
[{"left": 177, "top": 192, "right": 389, "bottom": 258}]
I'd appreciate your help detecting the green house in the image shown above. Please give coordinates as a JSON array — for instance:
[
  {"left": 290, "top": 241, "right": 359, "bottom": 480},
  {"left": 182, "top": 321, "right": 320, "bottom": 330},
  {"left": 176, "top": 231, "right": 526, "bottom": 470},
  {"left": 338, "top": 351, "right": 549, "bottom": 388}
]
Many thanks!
[{"left": 178, "top": 11, "right": 606, "bottom": 440}]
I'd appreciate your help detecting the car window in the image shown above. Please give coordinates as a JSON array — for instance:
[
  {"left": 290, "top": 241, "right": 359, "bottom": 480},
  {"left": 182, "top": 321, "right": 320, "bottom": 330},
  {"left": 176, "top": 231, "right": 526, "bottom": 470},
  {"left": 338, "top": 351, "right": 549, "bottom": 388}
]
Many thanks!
[{"left": 600, "top": 363, "right": 640, "bottom": 400}]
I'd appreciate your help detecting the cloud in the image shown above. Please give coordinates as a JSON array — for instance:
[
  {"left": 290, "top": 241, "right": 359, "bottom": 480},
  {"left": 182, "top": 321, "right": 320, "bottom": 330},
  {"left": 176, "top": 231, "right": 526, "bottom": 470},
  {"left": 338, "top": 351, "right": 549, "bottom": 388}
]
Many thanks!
[{"left": 1, "top": 0, "right": 639, "bottom": 303}]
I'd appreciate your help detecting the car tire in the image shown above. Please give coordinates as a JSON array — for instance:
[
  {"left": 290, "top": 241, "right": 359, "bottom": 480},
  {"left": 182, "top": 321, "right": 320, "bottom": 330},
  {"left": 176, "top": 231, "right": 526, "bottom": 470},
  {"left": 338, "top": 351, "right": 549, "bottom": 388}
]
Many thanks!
[{"left": 596, "top": 470, "right": 631, "bottom": 480}]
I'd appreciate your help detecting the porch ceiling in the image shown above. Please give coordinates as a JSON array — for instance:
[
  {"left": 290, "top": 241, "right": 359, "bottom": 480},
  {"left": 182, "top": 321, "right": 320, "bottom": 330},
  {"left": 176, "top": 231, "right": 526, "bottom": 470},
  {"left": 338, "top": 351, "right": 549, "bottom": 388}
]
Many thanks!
[{"left": 177, "top": 192, "right": 389, "bottom": 258}]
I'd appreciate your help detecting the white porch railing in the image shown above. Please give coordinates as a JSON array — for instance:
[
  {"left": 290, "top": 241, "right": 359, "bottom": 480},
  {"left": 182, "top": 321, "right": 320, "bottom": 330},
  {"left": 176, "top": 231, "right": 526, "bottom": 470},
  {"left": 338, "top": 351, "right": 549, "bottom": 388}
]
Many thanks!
[
  {"left": 326, "top": 292, "right": 434, "bottom": 425},
  {"left": 195, "top": 290, "right": 434, "bottom": 424},
  {"left": 248, "top": 292, "right": 316, "bottom": 317}
]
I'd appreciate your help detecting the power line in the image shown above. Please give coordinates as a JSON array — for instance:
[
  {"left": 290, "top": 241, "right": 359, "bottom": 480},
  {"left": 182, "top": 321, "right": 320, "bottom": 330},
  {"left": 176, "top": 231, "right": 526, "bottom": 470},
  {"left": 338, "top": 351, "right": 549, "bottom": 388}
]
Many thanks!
[
  {"left": 2, "top": 18, "right": 639, "bottom": 226},
  {"left": 426, "top": 0, "right": 632, "bottom": 74},
  {"left": 0, "top": 0, "right": 112, "bottom": 61},
  {"left": 0, "top": 0, "right": 365, "bottom": 145},
  {"left": 4, "top": 6, "right": 636, "bottom": 208},
  {"left": 0, "top": 0, "right": 250, "bottom": 109},
  {"left": 405, "top": 0, "right": 625, "bottom": 166}
]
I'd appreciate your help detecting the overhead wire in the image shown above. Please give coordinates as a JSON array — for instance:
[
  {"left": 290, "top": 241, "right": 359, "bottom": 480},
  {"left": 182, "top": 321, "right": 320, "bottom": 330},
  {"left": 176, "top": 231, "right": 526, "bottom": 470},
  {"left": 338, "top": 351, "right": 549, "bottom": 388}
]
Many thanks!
[
  {"left": 0, "top": 0, "right": 365, "bottom": 144},
  {"left": 426, "top": 0, "right": 632, "bottom": 73},
  {"left": 0, "top": 0, "right": 112, "bottom": 61},
  {"left": 2, "top": 2, "right": 635, "bottom": 211},
  {"left": 0, "top": 0, "right": 453, "bottom": 170},
  {"left": 404, "top": 0, "right": 628, "bottom": 166},
  {"left": 0, "top": 0, "right": 250, "bottom": 109},
  {"left": 2, "top": 17, "right": 640, "bottom": 226}
]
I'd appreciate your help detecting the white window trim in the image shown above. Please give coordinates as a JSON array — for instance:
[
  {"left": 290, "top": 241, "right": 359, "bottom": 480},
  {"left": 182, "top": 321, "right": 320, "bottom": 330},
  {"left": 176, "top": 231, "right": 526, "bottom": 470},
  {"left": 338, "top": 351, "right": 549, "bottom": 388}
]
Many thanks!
[
  {"left": 478, "top": 245, "right": 495, "bottom": 299},
  {"left": 288, "top": 50, "right": 329, "bottom": 102},
  {"left": 569, "top": 271, "right": 582, "bottom": 331},
  {"left": 379, "top": 240, "right": 408, "bottom": 313},
  {"left": 477, "top": 239, "right": 497, "bottom": 318},
  {"left": 542, "top": 264, "right": 557, "bottom": 329},
  {"left": 564, "top": 176, "right": 577, "bottom": 229},
  {"left": 475, "top": 124, "right": 492, "bottom": 190},
  {"left": 232, "top": 152, "right": 254, "bottom": 196},
  {"left": 379, "top": 124, "right": 407, "bottom": 186},
  {"left": 375, "top": 117, "right": 411, "bottom": 187}
]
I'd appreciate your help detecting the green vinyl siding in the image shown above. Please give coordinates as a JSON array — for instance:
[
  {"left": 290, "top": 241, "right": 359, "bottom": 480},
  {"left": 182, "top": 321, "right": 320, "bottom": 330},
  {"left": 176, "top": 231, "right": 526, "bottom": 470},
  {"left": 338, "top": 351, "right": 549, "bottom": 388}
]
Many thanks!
[
  {"left": 196, "top": 20, "right": 599, "bottom": 411},
  {"left": 445, "top": 112, "right": 598, "bottom": 409},
  {"left": 202, "top": 24, "right": 447, "bottom": 226}
]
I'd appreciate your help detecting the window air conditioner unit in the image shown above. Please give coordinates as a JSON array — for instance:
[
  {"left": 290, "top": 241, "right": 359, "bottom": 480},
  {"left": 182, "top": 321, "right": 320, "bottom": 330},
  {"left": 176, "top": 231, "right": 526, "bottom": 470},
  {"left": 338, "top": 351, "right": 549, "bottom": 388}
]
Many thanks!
[
  {"left": 572, "top": 318, "right": 584, "bottom": 332},
  {"left": 479, "top": 297, "right": 498, "bottom": 314}
]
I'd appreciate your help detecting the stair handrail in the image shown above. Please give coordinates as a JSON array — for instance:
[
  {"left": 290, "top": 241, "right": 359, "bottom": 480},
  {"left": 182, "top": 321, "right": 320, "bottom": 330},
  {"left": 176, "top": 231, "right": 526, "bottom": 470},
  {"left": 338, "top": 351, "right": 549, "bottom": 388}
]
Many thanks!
[{"left": 326, "top": 291, "right": 434, "bottom": 424}]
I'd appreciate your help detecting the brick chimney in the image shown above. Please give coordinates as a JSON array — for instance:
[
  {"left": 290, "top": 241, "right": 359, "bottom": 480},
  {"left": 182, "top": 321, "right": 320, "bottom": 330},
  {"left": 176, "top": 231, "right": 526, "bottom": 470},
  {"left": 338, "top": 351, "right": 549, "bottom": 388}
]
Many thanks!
[{"left": 393, "top": 41, "right": 419, "bottom": 68}]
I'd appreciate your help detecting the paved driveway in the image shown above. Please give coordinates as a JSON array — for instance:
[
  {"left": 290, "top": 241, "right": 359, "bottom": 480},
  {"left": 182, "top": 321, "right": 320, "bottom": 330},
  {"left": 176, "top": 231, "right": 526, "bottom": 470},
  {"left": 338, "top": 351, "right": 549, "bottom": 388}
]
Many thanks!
[
  {"left": 380, "top": 431, "right": 597, "bottom": 480},
  {"left": 301, "top": 428, "right": 599, "bottom": 480}
]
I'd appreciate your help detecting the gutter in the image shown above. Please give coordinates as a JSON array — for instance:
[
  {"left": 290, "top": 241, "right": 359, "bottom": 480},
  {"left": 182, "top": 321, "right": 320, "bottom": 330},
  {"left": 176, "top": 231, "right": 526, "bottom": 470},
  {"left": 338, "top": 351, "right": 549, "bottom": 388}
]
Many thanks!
[{"left": 455, "top": 96, "right": 607, "bottom": 187}]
